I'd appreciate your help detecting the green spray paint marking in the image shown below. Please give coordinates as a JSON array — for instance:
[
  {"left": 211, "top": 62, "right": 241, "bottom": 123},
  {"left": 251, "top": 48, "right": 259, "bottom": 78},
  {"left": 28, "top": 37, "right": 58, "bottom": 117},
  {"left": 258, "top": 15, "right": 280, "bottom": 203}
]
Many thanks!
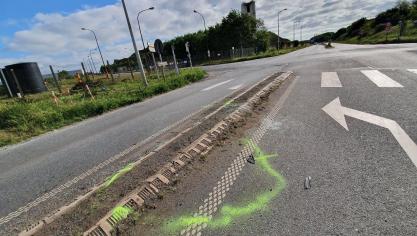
[
  {"left": 163, "top": 139, "right": 287, "bottom": 233},
  {"left": 224, "top": 99, "right": 237, "bottom": 108},
  {"left": 111, "top": 206, "right": 133, "bottom": 223},
  {"left": 103, "top": 163, "right": 134, "bottom": 188}
]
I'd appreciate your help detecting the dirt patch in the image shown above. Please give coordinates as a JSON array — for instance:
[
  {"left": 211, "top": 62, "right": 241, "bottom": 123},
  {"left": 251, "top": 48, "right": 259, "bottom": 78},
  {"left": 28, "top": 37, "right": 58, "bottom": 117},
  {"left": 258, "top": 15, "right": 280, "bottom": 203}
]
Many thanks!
[{"left": 33, "top": 73, "right": 283, "bottom": 236}]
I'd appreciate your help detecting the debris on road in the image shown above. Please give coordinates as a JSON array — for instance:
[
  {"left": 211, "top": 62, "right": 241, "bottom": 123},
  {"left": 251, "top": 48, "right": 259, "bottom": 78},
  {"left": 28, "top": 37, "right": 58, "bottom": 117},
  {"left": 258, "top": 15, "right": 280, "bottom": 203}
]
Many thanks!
[
  {"left": 304, "top": 176, "right": 312, "bottom": 190},
  {"left": 247, "top": 154, "right": 256, "bottom": 164}
]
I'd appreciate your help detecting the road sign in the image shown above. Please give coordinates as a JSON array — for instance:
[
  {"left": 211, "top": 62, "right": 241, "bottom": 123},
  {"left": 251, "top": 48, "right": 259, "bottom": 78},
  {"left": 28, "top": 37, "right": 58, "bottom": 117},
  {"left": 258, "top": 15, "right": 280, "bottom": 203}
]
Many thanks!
[
  {"left": 154, "top": 39, "right": 164, "bottom": 55},
  {"left": 148, "top": 43, "right": 156, "bottom": 53},
  {"left": 322, "top": 97, "right": 417, "bottom": 168}
]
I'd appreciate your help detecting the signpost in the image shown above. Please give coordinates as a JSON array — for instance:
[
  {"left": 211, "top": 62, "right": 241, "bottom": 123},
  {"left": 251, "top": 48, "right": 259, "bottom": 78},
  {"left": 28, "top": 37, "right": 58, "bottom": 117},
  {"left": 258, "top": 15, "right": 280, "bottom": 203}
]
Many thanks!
[
  {"left": 154, "top": 39, "right": 166, "bottom": 79},
  {"left": 385, "top": 22, "right": 392, "bottom": 42},
  {"left": 148, "top": 43, "right": 160, "bottom": 79}
]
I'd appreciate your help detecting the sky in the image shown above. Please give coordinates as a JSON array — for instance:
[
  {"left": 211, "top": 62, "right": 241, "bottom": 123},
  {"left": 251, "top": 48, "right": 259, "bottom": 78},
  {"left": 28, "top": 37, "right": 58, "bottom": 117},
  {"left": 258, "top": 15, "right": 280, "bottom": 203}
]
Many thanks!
[{"left": 0, "top": 0, "right": 398, "bottom": 73}]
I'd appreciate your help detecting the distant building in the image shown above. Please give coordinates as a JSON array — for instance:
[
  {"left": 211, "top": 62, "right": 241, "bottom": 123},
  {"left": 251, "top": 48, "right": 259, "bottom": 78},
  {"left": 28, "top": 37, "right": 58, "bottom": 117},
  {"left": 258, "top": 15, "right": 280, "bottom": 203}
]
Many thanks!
[{"left": 241, "top": 1, "right": 256, "bottom": 18}]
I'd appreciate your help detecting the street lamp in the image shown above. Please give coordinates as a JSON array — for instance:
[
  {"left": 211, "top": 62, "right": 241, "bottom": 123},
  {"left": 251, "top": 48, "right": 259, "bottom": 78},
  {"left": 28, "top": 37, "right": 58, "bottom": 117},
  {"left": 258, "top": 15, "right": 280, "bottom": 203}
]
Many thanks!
[
  {"left": 137, "top": 7, "right": 155, "bottom": 50},
  {"left": 81, "top": 27, "right": 109, "bottom": 79},
  {"left": 89, "top": 49, "right": 98, "bottom": 74},
  {"left": 121, "top": 0, "right": 148, "bottom": 86},
  {"left": 193, "top": 9, "right": 210, "bottom": 58},
  {"left": 277, "top": 8, "right": 287, "bottom": 54}
]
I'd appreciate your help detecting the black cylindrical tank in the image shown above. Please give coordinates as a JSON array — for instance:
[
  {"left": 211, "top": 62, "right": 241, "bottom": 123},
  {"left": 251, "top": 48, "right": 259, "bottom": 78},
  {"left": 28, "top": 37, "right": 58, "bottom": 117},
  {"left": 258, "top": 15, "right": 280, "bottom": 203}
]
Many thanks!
[{"left": 4, "top": 62, "right": 47, "bottom": 96}]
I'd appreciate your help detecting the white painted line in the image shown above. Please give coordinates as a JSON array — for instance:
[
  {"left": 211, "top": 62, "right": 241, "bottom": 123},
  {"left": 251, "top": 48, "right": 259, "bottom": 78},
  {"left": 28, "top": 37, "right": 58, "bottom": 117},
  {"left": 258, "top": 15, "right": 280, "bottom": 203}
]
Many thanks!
[
  {"left": 229, "top": 84, "right": 243, "bottom": 90},
  {"left": 201, "top": 79, "right": 234, "bottom": 91},
  {"left": 361, "top": 70, "right": 403, "bottom": 87},
  {"left": 321, "top": 72, "right": 342, "bottom": 88},
  {"left": 407, "top": 69, "right": 417, "bottom": 74},
  {"left": 323, "top": 98, "right": 417, "bottom": 168}
]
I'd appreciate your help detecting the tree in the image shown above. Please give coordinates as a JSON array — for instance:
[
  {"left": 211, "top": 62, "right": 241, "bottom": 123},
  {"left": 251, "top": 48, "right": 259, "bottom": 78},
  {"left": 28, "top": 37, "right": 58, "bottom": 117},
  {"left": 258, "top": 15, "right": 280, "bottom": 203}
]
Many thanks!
[{"left": 58, "top": 70, "right": 70, "bottom": 80}]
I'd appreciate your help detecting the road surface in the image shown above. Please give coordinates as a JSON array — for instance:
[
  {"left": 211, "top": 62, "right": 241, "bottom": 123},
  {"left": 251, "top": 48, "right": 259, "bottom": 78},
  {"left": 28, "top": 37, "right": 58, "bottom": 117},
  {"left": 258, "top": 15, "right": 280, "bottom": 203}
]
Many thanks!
[
  {"left": 126, "top": 43, "right": 417, "bottom": 236},
  {"left": 2, "top": 43, "right": 417, "bottom": 235}
]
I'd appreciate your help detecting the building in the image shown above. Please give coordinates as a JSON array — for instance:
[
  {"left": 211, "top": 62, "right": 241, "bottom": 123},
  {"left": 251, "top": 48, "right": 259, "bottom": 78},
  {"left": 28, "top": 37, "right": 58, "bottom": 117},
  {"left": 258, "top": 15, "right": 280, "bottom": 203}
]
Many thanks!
[{"left": 241, "top": 1, "right": 256, "bottom": 18}]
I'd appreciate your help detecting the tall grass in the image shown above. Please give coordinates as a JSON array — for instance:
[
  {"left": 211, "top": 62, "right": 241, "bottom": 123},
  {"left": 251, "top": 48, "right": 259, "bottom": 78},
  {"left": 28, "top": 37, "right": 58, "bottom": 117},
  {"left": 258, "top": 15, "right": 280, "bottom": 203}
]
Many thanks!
[{"left": 0, "top": 68, "right": 206, "bottom": 147}]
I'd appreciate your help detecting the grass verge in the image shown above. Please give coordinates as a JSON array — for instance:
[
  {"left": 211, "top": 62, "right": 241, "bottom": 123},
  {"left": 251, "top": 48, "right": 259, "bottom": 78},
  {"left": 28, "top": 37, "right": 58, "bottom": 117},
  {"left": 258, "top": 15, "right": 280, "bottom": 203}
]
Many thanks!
[{"left": 0, "top": 68, "right": 206, "bottom": 147}]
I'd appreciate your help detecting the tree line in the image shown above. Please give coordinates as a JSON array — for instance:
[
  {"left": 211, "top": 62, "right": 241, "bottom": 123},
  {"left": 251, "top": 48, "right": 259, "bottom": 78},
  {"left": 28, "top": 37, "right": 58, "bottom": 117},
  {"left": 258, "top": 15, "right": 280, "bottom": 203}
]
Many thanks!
[{"left": 109, "top": 10, "right": 290, "bottom": 71}]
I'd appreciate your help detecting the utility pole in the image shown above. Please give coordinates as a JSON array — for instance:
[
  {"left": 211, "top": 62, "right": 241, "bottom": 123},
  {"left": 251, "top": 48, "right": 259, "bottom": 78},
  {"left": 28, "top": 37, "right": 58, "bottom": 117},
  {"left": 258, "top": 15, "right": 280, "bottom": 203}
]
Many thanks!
[
  {"left": 277, "top": 8, "right": 287, "bottom": 53},
  {"left": 81, "top": 28, "right": 109, "bottom": 80},
  {"left": 121, "top": 0, "right": 148, "bottom": 86}
]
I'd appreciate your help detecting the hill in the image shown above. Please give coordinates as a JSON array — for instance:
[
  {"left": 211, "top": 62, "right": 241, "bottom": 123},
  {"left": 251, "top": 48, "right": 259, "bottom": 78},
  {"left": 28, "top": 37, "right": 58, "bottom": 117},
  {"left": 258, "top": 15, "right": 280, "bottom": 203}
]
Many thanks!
[{"left": 311, "top": 0, "right": 417, "bottom": 44}]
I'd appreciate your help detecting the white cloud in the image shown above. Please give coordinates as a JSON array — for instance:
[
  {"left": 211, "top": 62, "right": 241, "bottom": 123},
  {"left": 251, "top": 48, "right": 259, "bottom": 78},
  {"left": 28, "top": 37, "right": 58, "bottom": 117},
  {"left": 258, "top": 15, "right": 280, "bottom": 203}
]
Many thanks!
[{"left": 0, "top": 0, "right": 398, "bottom": 73}]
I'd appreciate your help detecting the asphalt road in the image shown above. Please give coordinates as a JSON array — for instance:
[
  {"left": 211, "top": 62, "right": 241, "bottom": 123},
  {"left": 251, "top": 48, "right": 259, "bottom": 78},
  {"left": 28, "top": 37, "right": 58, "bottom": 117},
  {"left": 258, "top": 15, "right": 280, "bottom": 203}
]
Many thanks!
[
  {"left": 0, "top": 52, "right": 284, "bottom": 230},
  {"left": 133, "top": 43, "right": 417, "bottom": 236},
  {"left": 3, "top": 43, "right": 417, "bottom": 235}
]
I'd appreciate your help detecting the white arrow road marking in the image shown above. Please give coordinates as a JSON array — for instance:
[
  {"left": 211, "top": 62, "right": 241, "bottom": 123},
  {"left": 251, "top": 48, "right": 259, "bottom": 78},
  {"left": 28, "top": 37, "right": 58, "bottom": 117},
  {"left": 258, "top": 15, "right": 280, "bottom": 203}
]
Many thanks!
[
  {"left": 323, "top": 97, "right": 417, "bottom": 168},
  {"left": 321, "top": 72, "right": 342, "bottom": 87},
  {"left": 407, "top": 69, "right": 417, "bottom": 75},
  {"left": 229, "top": 84, "right": 243, "bottom": 90},
  {"left": 361, "top": 70, "right": 403, "bottom": 87},
  {"left": 201, "top": 79, "right": 234, "bottom": 91}
]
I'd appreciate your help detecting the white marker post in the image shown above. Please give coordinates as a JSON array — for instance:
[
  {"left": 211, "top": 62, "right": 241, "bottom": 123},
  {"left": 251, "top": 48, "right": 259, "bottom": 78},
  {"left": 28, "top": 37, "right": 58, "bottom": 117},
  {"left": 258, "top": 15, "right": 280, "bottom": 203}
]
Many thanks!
[{"left": 323, "top": 97, "right": 417, "bottom": 168}]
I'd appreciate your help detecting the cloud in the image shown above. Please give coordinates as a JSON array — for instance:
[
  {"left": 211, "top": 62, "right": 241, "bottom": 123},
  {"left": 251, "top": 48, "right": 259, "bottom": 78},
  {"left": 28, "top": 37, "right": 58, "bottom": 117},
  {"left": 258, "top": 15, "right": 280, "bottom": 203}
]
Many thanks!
[{"left": 0, "top": 0, "right": 398, "bottom": 73}]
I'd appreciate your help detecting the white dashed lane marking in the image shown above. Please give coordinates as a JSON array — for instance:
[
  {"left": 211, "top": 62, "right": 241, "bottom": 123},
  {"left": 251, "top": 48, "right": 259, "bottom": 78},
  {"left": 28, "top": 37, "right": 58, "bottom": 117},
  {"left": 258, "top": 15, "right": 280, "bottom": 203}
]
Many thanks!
[
  {"left": 201, "top": 80, "right": 234, "bottom": 91},
  {"left": 229, "top": 84, "right": 243, "bottom": 90}
]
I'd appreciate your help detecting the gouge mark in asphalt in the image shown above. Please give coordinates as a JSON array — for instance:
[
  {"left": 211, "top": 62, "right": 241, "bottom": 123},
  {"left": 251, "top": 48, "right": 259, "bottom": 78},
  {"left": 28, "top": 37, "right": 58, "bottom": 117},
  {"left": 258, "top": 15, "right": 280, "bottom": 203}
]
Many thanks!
[{"left": 164, "top": 140, "right": 287, "bottom": 233}]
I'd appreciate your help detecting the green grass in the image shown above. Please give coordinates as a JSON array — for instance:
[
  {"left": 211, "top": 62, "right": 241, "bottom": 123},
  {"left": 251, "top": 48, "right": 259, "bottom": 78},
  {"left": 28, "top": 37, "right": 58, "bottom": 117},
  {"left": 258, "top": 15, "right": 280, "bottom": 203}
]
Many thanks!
[
  {"left": 339, "top": 20, "right": 417, "bottom": 44},
  {"left": 200, "top": 46, "right": 308, "bottom": 66},
  {"left": 0, "top": 68, "right": 206, "bottom": 147}
]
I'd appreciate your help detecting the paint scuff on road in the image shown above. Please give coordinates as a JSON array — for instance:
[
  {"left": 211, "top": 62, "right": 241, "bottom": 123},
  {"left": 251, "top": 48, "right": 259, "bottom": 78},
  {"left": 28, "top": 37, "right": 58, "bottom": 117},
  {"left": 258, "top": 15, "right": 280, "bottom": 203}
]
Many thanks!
[{"left": 163, "top": 140, "right": 287, "bottom": 233}]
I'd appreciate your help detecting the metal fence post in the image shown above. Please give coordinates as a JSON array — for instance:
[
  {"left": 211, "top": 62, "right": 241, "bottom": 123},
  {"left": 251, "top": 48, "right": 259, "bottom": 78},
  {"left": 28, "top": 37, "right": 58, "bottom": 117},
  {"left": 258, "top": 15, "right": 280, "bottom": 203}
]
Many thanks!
[
  {"left": 0, "top": 69, "right": 13, "bottom": 97},
  {"left": 10, "top": 69, "right": 24, "bottom": 98},
  {"left": 81, "top": 62, "right": 90, "bottom": 82},
  {"left": 107, "top": 60, "right": 115, "bottom": 82},
  {"left": 171, "top": 45, "right": 180, "bottom": 75},
  {"left": 49, "top": 65, "right": 62, "bottom": 93}
]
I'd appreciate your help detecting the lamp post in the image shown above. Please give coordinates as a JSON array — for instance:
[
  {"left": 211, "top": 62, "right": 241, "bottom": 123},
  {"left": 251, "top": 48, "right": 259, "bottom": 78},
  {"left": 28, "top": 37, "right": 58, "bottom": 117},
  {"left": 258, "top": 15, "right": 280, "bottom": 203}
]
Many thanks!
[
  {"left": 193, "top": 9, "right": 211, "bottom": 58},
  {"left": 89, "top": 49, "right": 98, "bottom": 74},
  {"left": 121, "top": 0, "right": 148, "bottom": 86},
  {"left": 137, "top": 7, "right": 154, "bottom": 50},
  {"left": 277, "top": 8, "right": 287, "bottom": 54},
  {"left": 81, "top": 27, "right": 109, "bottom": 79}
]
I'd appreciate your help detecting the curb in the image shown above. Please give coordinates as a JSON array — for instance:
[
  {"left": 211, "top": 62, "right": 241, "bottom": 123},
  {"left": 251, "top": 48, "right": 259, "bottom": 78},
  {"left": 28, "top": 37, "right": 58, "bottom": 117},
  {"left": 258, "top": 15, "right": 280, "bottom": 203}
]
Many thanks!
[{"left": 84, "top": 71, "right": 294, "bottom": 236}]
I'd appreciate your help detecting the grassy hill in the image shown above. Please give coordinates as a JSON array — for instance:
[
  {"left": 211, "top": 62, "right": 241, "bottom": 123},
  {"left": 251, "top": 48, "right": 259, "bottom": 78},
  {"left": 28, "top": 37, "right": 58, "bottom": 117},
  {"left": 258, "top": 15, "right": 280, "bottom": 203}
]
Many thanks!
[{"left": 311, "top": 0, "right": 417, "bottom": 44}]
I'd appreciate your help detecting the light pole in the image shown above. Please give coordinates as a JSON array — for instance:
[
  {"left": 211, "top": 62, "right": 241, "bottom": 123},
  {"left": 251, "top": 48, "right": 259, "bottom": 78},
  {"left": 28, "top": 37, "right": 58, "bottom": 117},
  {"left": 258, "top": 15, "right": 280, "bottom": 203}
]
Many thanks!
[
  {"left": 277, "top": 8, "right": 287, "bottom": 54},
  {"left": 81, "top": 27, "right": 109, "bottom": 79},
  {"left": 121, "top": 0, "right": 148, "bottom": 86},
  {"left": 137, "top": 7, "right": 154, "bottom": 50},
  {"left": 193, "top": 9, "right": 211, "bottom": 58},
  {"left": 89, "top": 49, "right": 98, "bottom": 74}
]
